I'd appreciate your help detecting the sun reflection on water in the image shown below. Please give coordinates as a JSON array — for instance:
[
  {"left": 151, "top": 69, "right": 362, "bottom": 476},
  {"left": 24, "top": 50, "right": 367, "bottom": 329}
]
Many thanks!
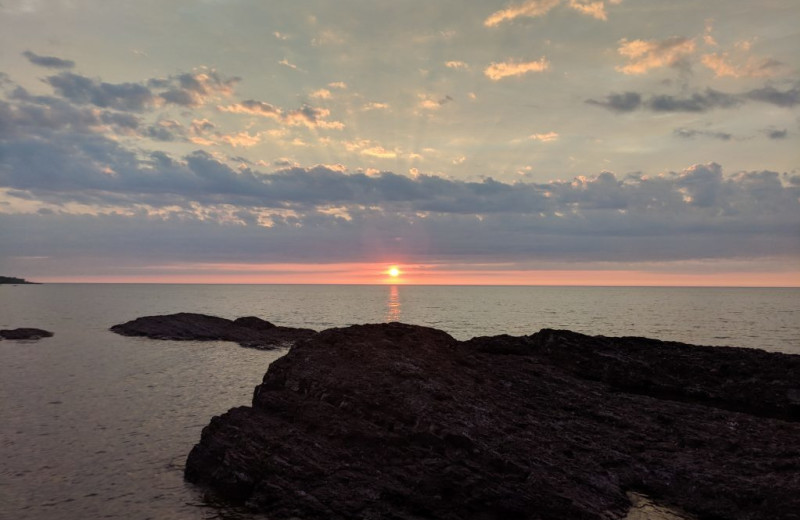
[{"left": 385, "top": 285, "right": 402, "bottom": 323}]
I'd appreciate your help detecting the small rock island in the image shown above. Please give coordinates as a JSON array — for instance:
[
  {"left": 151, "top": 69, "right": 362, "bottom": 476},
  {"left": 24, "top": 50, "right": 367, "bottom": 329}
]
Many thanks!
[
  {"left": 184, "top": 323, "right": 800, "bottom": 519},
  {"left": 0, "top": 328, "right": 53, "bottom": 340},
  {"left": 110, "top": 313, "right": 316, "bottom": 349}
]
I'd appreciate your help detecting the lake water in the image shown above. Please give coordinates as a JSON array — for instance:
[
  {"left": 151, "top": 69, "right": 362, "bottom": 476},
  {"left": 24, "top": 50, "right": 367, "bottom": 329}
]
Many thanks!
[{"left": 1, "top": 284, "right": 799, "bottom": 519}]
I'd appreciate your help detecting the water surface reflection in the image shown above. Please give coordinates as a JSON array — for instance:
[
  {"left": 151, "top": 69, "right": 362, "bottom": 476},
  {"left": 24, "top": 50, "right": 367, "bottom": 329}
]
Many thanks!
[{"left": 385, "top": 285, "right": 402, "bottom": 322}]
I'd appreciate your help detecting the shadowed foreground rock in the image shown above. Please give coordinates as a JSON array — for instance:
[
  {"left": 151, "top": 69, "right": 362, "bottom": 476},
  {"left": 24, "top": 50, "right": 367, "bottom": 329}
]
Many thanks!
[
  {"left": 110, "top": 313, "right": 316, "bottom": 349},
  {"left": 0, "top": 328, "right": 53, "bottom": 340},
  {"left": 185, "top": 324, "right": 800, "bottom": 519}
]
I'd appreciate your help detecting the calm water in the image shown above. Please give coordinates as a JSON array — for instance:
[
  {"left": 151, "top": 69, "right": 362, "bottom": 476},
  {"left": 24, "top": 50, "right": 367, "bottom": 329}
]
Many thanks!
[{"left": 1, "top": 284, "right": 798, "bottom": 519}]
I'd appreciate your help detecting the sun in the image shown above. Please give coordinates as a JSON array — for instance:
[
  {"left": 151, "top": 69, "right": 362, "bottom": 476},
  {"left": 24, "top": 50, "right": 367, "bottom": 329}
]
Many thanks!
[{"left": 388, "top": 266, "right": 401, "bottom": 278}]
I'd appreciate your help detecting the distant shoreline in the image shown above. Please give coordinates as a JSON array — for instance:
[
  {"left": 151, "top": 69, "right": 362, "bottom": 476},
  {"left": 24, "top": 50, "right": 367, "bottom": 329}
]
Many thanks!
[{"left": 0, "top": 276, "right": 38, "bottom": 285}]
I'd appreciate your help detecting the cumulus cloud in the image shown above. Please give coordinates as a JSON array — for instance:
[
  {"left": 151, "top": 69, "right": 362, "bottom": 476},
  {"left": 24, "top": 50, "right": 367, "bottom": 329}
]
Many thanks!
[
  {"left": 46, "top": 72, "right": 156, "bottom": 112},
  {"left": 22, "top": 50, "right": 75, "bottom": 69},
  {"left": 1, "top": 153, "right": 797, "bottom": 266},
  {"left": 616, "top": 37, "right": 696, "bottom": 75},
  {"left": 484, "top": 57, "right": 550, "bottom": 80},
  {"left": 157, "top": 70, "right": 240, "bottom": 107},
  {"left": 43, "top": 69, "right": 240, "bottom": 112}
]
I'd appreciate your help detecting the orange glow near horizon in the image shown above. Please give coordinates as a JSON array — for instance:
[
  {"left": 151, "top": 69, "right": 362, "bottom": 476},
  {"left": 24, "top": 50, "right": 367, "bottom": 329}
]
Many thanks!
[{"left": 27, "top": 261, "right": 800, "bottom": 287}]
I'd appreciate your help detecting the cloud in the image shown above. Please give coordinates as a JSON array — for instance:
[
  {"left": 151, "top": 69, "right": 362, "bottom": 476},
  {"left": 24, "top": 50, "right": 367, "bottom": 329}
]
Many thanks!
[
  {"left": 485, "top": 0, "right": 560, "bottom": 26},
  {"left": 43, "top": 69, "right": 240, "bottom": 112},
  {"left": 701, "top": 53, "right": 784, "bottom": 78},
  {"left": 484, "top": 0, "right": 619, "bottom": 26},
  {"left": 284, "top": 105, "right": 344, "bottom": 129},
  {"left": 279, "top": 58, "right": 300, "bottom": 70},
  {"left": 2, "top": 87, "right": 142, "bottom": 137},
  {"left": 22, "top": 50, "right": 75, "bottom": 69},
  {"left": 587, "top": 84, "right": 799, "bottom": 113},
  {"left": 219, "top": 99, "right": 282, "bottom": 118},
  {"left": 219, "top": 100, "right": 344, "bottom": 129},
  {"left": 616, "top": 37, "right": 696, "bottom": 75},
  {"left": 345, "top": 139, "right": 399, "bottom": 159},
  {"left": 530, "top": 131, "right": 559, "bottom": 142},
  {"left": 647, "top": 89, "right": 740, "bottom": 112},
  {"left": 1, "top": 156, "right": 797, "bottom": 266},
  {"left": 585, "top": 92, "right": 641, "bottom": 112},
  {"left": 46, "top": 72, "right": 156, "bottom": 112},
  {"left": 745, "top": 85, "right": 800, "bottom": 107},
  {"left": 157, "top": 70, "right": 240, "bottom": 107},
  {"left": 417, "top": 94, "right": 454, "bottom": 110},
  {"left": 362, "top": 102, "right": 390, "bottom": 111},
  {"left": 765, "top": 128, "right": 788, "bottom": 140},
  {"left": 567, "top": 0, "right": 608, "bottom": 20},
  {"left": 484, "top": 57, "right": 550, "bottom": 80},
  {"left": 445, "top": 61, "right": 470, "bottom": 70},
  {"left": 310, "top": 88, "right": 332, "bottom": 99},
  {"left": 673, "top": 128, "right": 732, "bottom": 141}
]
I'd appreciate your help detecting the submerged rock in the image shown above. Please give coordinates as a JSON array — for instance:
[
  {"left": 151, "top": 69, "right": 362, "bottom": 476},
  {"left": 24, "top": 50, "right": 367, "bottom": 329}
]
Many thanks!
[
  {"left": 110, "top": 313, "right": 315, "bottom": 349},
  {"left": 0, "top": 328, "right": 53, "bottom": 340},
  {"left": 185, "top": 323, "right": 800, "bottom": 519}
]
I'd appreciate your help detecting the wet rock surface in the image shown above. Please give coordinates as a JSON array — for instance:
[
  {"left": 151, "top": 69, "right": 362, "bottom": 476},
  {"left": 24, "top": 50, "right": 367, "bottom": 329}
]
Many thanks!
[
  {"left": 0, "top": 328, "right": 54, "bottom": 340},
  {"left": 110, "top": 313, "right": 316, "bottom": 349},
  {"left": 185, "top": 323, "right": 800, "bottom": 519}
]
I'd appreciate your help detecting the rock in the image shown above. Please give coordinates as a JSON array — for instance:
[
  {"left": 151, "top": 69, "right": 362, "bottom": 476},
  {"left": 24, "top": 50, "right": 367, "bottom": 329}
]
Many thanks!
[
  {"left": 185, "top": 324, "right": 800, "bottom": 520},
  {"left": 0, "top": 328, "right": 54, "bottom": 340},
  {"left": 110, "top": 313, "right": 315, "bottom": 349}
]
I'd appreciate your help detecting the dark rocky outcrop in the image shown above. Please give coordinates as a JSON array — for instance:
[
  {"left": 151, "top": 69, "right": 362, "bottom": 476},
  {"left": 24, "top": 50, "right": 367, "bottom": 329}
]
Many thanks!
[
  {"left": 110, "top": 313, "right": 315, "bottom": 349},
  {"left": 185, "top": 324, "right": 800, "bottom": 520},
  {"left": 0, "top": 328, "right": 53, "bottom": 340}
]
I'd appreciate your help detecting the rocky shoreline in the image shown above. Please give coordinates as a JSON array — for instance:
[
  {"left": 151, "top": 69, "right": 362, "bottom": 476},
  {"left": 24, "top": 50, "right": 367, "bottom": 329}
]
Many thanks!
[{"left": 184, "top": 322, "right": 800, "bottom": 520}]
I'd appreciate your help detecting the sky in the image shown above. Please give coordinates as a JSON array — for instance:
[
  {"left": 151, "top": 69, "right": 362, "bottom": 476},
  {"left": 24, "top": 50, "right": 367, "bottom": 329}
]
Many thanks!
[{"left": 0, "top": 0, "right": 798, "bottom": 285}]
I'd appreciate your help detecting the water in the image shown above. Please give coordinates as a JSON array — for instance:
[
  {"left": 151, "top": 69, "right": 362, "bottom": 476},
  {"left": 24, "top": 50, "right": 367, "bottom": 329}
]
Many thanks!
[{"left": 1, "top": 284, "right": 798, "bottom": 519}]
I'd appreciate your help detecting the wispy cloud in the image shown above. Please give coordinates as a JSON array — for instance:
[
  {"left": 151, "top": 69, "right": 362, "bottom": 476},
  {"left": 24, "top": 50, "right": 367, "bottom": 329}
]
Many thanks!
[
  {"left": 485, "top": 0, "right": 561, "bottom": 27},
  {"left": 445, "top": 61, "right": 470, "bottom": 70},
  {"left": 219, "top": 101, "right": 344, "bottom": 130},
  {"left": 530, "top": 131, "right": 559, "bottom": 142},
  {"left": 673, "top": 128, "right": 732, "bottom": 141},
  {"left": 485, "top": 0, "right": 620, "bottom": 26},
  {"left": 484, "top": 57, "right": 550, "bottom": 80},
  {"left": 701, "top": 53, "right": 783, "bottom": 78},
  {"left": 587, "top": 84, "right": 799, "bottom": 113},
  {"left": 616, "top": 37, "right": 696, "bottom": 75},
  {"left": 22, "top": 50, "right": 75, "bottom": 69}
]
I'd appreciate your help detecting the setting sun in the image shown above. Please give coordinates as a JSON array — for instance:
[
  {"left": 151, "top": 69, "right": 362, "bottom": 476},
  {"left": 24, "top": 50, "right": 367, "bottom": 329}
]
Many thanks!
[{"left": 388, "top": 266, "right": 401, "bottom": 278}]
